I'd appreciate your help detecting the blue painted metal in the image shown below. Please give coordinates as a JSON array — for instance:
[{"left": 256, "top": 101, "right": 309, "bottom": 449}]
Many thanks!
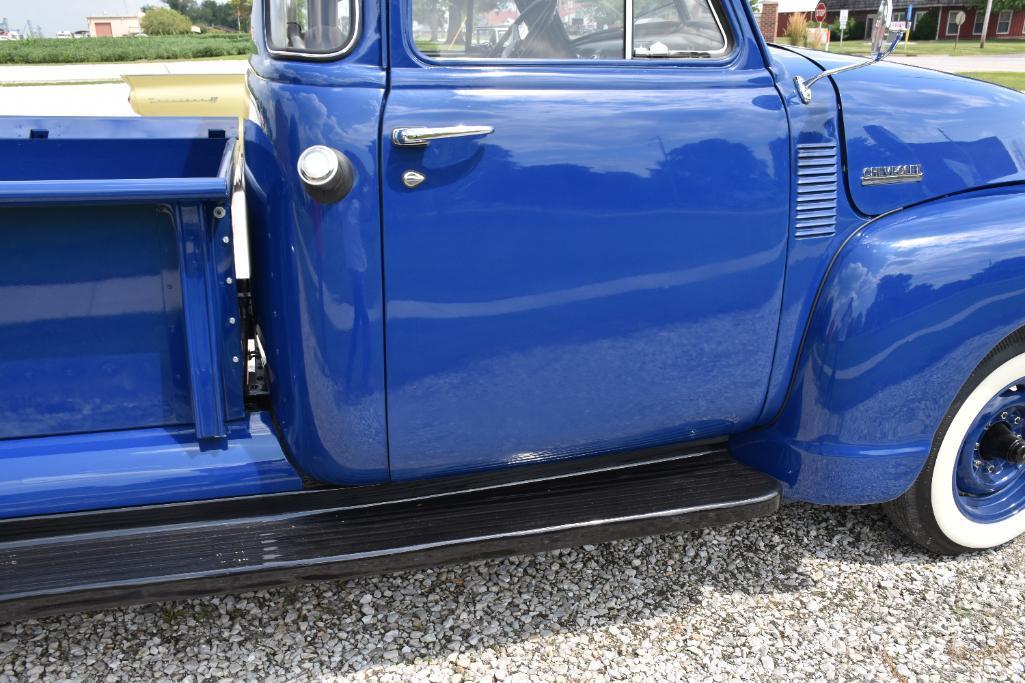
[
  {"left": 378, "top": 0, "right": 790, "bottom": 480},
  {"left": 0, "top": 204, "right": 191, "bottom": 438},
  {"left": 954, "top": 381, "right": 1025, "bottom": 523},
  {"left": 0, "top": 117, "right": 244, "bottom": 443},
  {"left": 4, "top": 0, "right": 1025, "bottom": 516},
  {"left": 174, "top": 203, "right": 228, "bottom": 440},
  {"left": 757, "top": 46, "right": 867, "bottom": 425},
  {"left": 244, "top": 0, "right": 1025, "bottom": 497},
  {"left": 0, "top": 124, "right": 234, "bottom": 205},
  {"left": 733, "top": 187, "right": 1025, "bottom": 505},
  {"left": 0, "top": 413, "right": 302, "bottom": 519},
  {"left": 0, "top": 178, "right": 231, "bottom": 205},
  {"left": 244, "top": 0, "right": 389, "bottom": 484},
  {"left": 0, "top": 116, "right": 237, "bottom": 142},
  {"left": 792, "top": 50, "right": 1025, "bottom": 217}
]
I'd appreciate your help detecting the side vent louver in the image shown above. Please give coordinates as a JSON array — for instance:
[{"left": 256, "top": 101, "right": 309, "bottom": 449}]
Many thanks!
[{"left": 795, "top": 143, "right": 838, "bottom": 238}]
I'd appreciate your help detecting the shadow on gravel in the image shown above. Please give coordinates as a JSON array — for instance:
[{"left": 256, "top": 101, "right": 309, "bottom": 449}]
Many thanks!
[{"left": 2, "top": 501, "right": 966, "bottom": 678}]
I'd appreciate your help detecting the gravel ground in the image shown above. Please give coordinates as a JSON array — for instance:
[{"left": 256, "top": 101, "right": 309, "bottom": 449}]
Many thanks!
[{"left": 2, "top": 502, "right": 1023, "bottom": 682}]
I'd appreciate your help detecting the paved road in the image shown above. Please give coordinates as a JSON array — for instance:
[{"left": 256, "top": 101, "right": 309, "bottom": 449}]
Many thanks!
[
  {"left": 0, "top": 84, "right": 135, "bottom": 116},
  {"left": 889, "top": 53, "right": 1025, "bottom": 72},
  {"left": 0, "top": 59, "right": 249, "bottom": 84}
]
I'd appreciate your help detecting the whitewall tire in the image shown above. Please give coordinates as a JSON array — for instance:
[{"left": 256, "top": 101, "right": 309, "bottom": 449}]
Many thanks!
[{"left": 886, "top": 333, "right": 1025, "bottom": 554}]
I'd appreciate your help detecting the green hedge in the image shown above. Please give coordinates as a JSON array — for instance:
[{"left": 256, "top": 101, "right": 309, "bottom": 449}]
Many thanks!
[
  {"left": 0, "top": 34, "right": 254, "bottom": 64},
  {"left": 911, "top": 10, "right": 939, "bottom": 41}
]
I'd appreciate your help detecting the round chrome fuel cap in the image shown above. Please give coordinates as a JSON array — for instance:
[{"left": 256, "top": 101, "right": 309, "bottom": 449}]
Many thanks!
[
  {"left": 298, "top": 145, "right": 340, "bottom": 186},
  {"left": 297, "top": 145, "right": 356, "bottom": 204}
]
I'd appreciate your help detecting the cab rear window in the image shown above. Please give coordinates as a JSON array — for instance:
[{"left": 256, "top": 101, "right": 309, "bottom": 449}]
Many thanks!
[{"left": 266, "top": 0, "right": 358, "bottom": 58}]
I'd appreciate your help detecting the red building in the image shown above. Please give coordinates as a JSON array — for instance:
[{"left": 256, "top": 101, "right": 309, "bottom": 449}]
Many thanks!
[{"left": 775, "top": 0, "right": 1025, "bottom": 41}]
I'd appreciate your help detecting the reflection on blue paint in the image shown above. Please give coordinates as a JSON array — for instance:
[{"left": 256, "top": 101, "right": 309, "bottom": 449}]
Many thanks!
[
  {"left": 735, "top": 189, "right": 1025, "bottom": 504},
  {"left": 380, "top": 72, "right": 790, "bottom": 479},
  {"left": 0, "top": 413, "right": 302, "bottom": 519}
]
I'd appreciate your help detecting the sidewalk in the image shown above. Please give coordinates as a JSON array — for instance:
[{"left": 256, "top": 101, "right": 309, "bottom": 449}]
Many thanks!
[
  {"left": 886, "top": 53, "right": 1025, "bottom": 73},
  {"left": 0, "top": 59, "right": 249, "bottom": 84},
  {"left": 0, "top": 83, "right": 134, "bottom": 116}
]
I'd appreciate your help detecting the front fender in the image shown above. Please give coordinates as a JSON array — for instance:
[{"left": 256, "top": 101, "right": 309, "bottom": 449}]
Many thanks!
[{"left": 733, "top": 187, "right": 1025, "bottom": 504}]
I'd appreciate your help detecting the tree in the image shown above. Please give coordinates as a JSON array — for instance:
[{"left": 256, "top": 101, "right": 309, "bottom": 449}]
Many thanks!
[
  {"left": 910, "top": 9, "right": 937, "bottom": 40},
  {"left": 141, "top": 6, "right": 193, "bottom": 34},
  {"left": 414, "top": 0, "right": 504, "bottom": 44},
  {"left": 590, "top": 0, "right": 626, "bottom": 26},
  {"left": 228, "top": 0, "right": 253, "bottom": 32},
  {"left": 193, "top": 0, "right": 236, "bottom": 28},
  {"left": 967, "top": 0, "right": 1025, "bottom": 10},
  {"left": 413, "top": 0, "right": 448, "bottom": 41},
  {"left": 164, "top": 0, "right": 200, "bottom": 18},
  {"left": 144, "top": 0, "right": 250, "bottom": 32},
  {"left": 446, "top": 0, "right": 464, "bottom": 43}
]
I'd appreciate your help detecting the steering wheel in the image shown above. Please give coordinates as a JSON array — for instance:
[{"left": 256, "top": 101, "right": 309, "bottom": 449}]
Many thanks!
[{"left": 487, "top": 0, "right": 558, "bottom": 59}]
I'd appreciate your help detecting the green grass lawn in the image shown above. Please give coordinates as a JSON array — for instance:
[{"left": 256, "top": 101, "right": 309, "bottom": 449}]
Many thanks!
[
  {"left": 0, "top": 34, "right": 253, "bottom": 65},
  {"left": 827, "top": 39, "right": 1025, "bottom": 56},
  {"left": 956, "top": 71, "right": 1025, "bottom": 89}
]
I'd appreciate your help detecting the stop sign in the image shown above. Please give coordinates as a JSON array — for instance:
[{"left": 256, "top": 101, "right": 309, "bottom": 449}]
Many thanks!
[{"left": 814, "top": 2, "right": 827, "bottom": 22}]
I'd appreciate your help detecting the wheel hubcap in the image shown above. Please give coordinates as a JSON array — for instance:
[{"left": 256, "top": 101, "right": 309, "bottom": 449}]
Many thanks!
[{"left": 955, "top": 381, "right": 1025, "bottom": 522}]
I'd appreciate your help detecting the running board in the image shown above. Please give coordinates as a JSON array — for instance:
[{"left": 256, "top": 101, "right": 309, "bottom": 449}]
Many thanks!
[{"left": 0, "top": 447, "right": 780, "bottom": 621}]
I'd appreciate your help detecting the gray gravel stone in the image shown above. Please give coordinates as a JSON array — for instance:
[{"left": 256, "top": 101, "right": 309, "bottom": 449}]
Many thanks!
[{"left": 1, "top": 503, "right": 1024, "bottom": 681}]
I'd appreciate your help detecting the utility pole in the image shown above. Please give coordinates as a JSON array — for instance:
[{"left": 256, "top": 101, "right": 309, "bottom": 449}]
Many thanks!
[{"left": 980, "top": 0, "right": 993, "bottom": 48}]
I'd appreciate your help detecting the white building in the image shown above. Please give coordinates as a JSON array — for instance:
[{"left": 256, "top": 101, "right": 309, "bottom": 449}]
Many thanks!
[{"left": 86, "top": 14, "right": 143, "bottom": 38}]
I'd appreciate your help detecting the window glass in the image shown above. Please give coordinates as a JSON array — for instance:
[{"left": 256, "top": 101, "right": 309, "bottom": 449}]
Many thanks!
[
  {"left": 972, "top": 10, "right": 984, "bottom": 34},
  {"left": 411, "top": 0, "right": 726, "bottom": 60},
  {"left": 997, "top": 9, "right": 1012, "bottom": 33},
  {"left": 945, "top": 13, "right": 957, "bottom": 35},
  {"left": 267, "top": 0, "right": 354, "bottom": 55},
  {"left": 632, "top": 0, "right": 726, "bottom": 57},
  {"left": 413, "top": 0, "right": 624, "bottom": 59}
]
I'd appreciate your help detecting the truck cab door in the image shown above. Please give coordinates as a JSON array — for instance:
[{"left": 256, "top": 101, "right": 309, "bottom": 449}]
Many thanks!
[{"left": 381, "top": 0, "right": 790, "bottom": 479}]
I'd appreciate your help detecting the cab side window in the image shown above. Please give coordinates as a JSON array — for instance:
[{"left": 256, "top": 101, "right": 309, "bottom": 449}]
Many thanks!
[
  {"left": 632, "top": 0, "right": 728, "bottom": 57},
  {"left": 266, "top": 0, "right": 356, "bottom": 56},
  {"left": 411, "top": 0, "right": 728, "bottom": 60}
]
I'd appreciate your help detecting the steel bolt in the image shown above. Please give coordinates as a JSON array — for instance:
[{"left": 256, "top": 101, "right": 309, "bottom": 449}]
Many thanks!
[
  {"left": 213, "top": 206, "right": 227, "bottom": 219},
  {"left": 974, "top": 459, "right": 983, "bottom": 468},
  {"left": 988, "top": 465, "right": 997, "bottom": 474},
  {"left": 232, "top": 355, "right": 240, "bottom": 364},
  {"left": 225, "top": 277, "right": 233, "bottom": 285},
  {"left": 228, "top": 317, "right": 237, "bottom": 325},
  {"left": 1001, "top": 412, "right": 1009, "bottom": 420},
  {"left": 222, "top": 235, "right": 231, "bottom": 244}
]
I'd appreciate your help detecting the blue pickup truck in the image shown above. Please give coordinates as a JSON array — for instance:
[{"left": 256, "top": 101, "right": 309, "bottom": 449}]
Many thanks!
[{"left": 4, "top": 0, "right": 1025, "bottom": 619}]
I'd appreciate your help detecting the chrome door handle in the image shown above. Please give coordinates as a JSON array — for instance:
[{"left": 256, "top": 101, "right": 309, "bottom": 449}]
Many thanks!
[{"left": 391, "top": 125, "right": 494, "bottom": 147}]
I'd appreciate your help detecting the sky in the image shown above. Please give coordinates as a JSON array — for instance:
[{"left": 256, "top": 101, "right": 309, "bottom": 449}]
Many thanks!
[{"left": 0, "top": 0, "right": 151, "bottom": 36}]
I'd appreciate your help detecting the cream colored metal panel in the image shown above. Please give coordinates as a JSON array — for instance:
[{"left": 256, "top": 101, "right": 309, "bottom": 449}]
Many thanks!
[{"left": 125, "top": 74, "right": 248, "bottom": 118}]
